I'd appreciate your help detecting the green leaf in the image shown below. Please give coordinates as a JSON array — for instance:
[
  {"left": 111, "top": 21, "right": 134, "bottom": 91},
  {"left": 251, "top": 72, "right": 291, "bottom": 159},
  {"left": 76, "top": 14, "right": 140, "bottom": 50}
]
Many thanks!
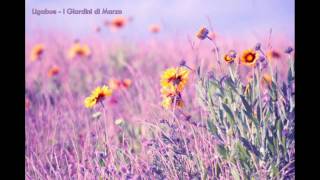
[
  {"left": 210, "top": 80, "right": 221, "bottom": 89},
  {"left": 238, "top": 142, "right": 251, "bottom": 159},
  {"left": 207, "top": 119, "right": 218, "bottom": 135},
  {"left": 288, "top": 65, "right": 294, "bottom": 82},
  {"left": 212, "top": 83, "right": 225, "bottom": 97},
  {"left": 271, "top": 163, "right": 279, "bottom": 177},
  {"left": 222, "top": 103, "right": 235, "bottom": 126},
  {"left": 275, "top": 70, "right": 278, "bottom": 82},
  {"left": 231, "top": 168, "right": 241, "bottom": 180},
  {"left": 271, "top": 81, "right": 277, "bottom": 90},
  {"left": 98, "top": 158, "right": 105, "bottom": 167},
  {"left": 239, "top": 137, "right": 260, "bottom": 157},
  {"left": 276, "top": 118, "right": 283, "bottom": 145},
  {"left": 225, "top": 77, "right": 239, "bottom": 95},
  {"left": 267, "top": 136, "right": 275, "bottom": 156},
  {"left": 264, "top": 109, "right": 271, "bottom": 122},
  {"left": 282, "top": 136, "right": 287, "bottom": 155},
  {"left": 240, "top": 95, "right": 252, "bottom": 115},
  {"left": 216, "top": 144, "right": 229, "bottom": 160},
  {"left": 243, "top": 109, "right": 259, "bottom": 129},
  {"left": 256, "top": 104, "right": 261, "bottom": 121},
  {"left": 268, "top": 81, "right": 278, "bottom": 102},
  {"left": 219, "top": 109, "right": 224, "bottom": 123}
]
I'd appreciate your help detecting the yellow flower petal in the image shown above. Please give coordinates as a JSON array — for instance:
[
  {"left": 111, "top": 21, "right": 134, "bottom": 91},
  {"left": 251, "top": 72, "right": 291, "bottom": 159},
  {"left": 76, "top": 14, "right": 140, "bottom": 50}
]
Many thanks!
[{"left": 84, "top": 85, "right": 113, "bottom": 108}]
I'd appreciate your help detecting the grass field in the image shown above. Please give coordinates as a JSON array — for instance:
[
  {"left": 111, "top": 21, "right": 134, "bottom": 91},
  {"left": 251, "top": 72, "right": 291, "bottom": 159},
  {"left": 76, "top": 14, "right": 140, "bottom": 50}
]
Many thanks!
[{"left": 25, "top": 21, "right": 295, "bottom": 179}]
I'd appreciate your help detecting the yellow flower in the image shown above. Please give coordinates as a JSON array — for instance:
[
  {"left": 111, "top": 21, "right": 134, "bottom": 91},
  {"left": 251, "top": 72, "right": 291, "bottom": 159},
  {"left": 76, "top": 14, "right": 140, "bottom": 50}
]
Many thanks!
[
  {"left": 240, "top": 49, "right": 259, "bottom": 66},
  {"left": 160, "top": 86, "right": 177, "bottom": 98},
  {"left": 160, "top": 67, "right": 190, "bottom": 92},
  {"left": 161, "top": 97, "right": 171, "bottom": 109},
  {"left": 105, "top": 16, "right": 128, "bottom": 32},
  {"left": 196, "top": 27, "right": 209, "bottom": 40},
  {"left": 47, "top": 66, "right": 60, "bottom": 77},
  {"left": 111, "top": 16, "right": 127, "bottom": 28},
  {"left": 149, "top": 24, "right": 161, "bottom": 33},
  {"left": 30, "top": 44, "right": 45, "bottom": 61},
  {"left": 266, "top": 50, "right": 282, "bottom": 60},
  {"left": 224, "top": 55, "right": 232, "bottom": 63},
  {"left": 108, "top": 79, "right": 121, "bottom": 90},
  {"left": 68, "top": 43, "right": 91, "bottom": 59},
  {"left": 161, "top": 96, "right": 184, "bottom": 110},
  {"left": 108, "top": 78, "right": 132, "bottom": 90},
  {"left": 84, "top": 96, "right": 97, "bottom": 109},
  {"left": 84, "top": 86, "right": 113, "bottom": 108},
  {"left": 122, "top": 78, "right": 132, "bottom": 88},
  {"left": 223, "top": 50, "right": 236, "bottom": 63}
]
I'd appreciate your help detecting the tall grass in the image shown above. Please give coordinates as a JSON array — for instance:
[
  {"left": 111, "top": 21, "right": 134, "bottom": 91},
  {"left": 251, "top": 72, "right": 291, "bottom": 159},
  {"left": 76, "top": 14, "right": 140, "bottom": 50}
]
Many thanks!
[{"left": 25, "top": 34, "right": 294, "bottom": 179}]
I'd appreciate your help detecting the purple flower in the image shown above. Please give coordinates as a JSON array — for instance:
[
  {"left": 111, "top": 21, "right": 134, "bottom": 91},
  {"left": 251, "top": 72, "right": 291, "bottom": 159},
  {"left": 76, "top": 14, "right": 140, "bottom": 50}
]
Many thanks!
[
  {"left": 255, "top": 43, "right": 261, "bottom": 51},
  {"left": 179, "top": 60, "right": 186, "bottom": 67},
  {"left": 259, "top": 56, "right": 266, "bottom": 63},
  {"left": 285, "top": 46, "right": 294, "bottom": 54},
  {"left": 229, "top": 50, "right": 237, "bottom": 58}
]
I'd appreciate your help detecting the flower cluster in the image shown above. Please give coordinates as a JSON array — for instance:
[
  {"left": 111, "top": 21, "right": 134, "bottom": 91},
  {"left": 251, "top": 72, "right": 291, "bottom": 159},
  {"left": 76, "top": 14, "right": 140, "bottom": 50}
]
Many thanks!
[
  {"left": 160, "top": 67, "right": 190, "bottom": 109},
  {"left": 108, "top": 78, "right": 132, "bottom": 90}
]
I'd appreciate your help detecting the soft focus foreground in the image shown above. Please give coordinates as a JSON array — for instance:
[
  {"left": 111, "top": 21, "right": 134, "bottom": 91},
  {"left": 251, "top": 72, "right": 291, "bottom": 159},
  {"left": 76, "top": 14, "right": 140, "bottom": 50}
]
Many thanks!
[{"left": 25, "top": 29, "right": 294, "bottom": 179}]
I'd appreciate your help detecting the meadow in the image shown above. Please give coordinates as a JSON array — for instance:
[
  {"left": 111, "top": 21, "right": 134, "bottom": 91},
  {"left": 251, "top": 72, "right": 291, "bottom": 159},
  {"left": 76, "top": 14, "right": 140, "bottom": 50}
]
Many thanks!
[{"left": 25, "top": 19, "right": 295, "bottom": 179}]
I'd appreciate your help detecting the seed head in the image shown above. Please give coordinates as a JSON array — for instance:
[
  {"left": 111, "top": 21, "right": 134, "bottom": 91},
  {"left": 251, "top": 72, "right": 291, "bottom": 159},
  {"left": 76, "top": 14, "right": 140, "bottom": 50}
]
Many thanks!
[{"left": 196, "top": 27, "right": 209, "bottom": 40}]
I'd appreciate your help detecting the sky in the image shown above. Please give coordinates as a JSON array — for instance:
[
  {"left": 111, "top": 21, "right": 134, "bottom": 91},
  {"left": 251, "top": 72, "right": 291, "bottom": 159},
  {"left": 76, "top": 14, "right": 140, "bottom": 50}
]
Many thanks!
[{"left": 26, "top": 0, "right": 294, "bottom": 41}]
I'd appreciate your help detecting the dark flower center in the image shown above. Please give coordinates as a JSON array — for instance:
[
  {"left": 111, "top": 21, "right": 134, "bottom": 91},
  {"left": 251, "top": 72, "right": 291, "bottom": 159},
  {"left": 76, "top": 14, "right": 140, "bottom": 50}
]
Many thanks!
[
  {"left": 96, "top": 93, "right": 106, "bottom": 102},
  {"left": 168, "top": 75, "right": 182, "bottom": 86},
  {"left": 114, "top": 21, "right": 124, "bottom": 27},
  {"left": 76, "top": 49, "right": 86, "bottom": 56},
  {"left": 271, "top": 51, "right": 281, "bottom": 58},
  {"left": 37, "top": 49, "right": 44, "bottom": 56},
  {"left": 245, "top": 53, "right": 256, "bottom": 63},
  {"left": 225, "top": 55, "right": 233, "bottom": 62}
]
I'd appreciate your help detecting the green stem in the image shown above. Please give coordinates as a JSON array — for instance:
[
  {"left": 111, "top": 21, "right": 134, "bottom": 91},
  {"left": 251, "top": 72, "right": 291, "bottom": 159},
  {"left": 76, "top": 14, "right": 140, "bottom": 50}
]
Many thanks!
[
  {"left": 259, "top": 49, "right": 273, "bottom": 77},
  {"left": 207, "top": 36, "right": 222, "bottom": 74},
  {"left": 100, "top": 102, "right": 115, "bottom": 164}
]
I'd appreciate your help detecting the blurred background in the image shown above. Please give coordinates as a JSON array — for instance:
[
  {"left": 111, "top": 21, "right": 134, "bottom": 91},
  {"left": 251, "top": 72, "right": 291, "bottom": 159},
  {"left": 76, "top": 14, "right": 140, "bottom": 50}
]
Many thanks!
[{"left": 26, "top": 0, "right": 294, "bottom": 42}]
